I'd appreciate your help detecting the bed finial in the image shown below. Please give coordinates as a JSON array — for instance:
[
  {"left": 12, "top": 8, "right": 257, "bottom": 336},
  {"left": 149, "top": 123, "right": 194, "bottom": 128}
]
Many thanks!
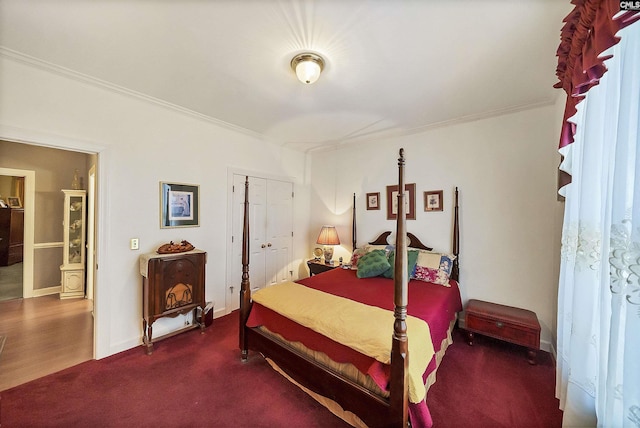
[{"left": 398, "top": 148, "right": 405, "bottom": 163}]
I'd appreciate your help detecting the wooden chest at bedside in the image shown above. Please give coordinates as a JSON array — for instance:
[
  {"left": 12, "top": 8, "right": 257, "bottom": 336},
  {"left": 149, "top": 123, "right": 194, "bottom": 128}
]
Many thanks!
[{"left": 465, "top": 299, "right": 541, "bottom": 365}]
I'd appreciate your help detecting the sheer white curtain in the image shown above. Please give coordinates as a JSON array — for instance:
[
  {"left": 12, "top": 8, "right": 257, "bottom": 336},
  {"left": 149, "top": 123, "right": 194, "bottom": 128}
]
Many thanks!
[{"left": 556, "top": 22, "right": 640, "bottom": 428}]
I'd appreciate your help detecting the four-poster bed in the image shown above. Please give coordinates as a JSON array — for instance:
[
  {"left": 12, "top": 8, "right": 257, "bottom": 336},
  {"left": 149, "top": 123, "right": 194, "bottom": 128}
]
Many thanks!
[{"left": 239, "top": 149, "right": 461, "bottom": 427}]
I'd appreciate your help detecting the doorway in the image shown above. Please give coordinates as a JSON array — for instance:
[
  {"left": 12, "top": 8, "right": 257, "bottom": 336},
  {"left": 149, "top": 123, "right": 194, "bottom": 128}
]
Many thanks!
[
  {"left": 0, "top": 168, "right": 35, "bottom": 301},
  {"left": 0, "top": 142, "right": 97, "bottom": 384},
  {"left": 0, "top": 177, "right": 23, "bottom": 300}
]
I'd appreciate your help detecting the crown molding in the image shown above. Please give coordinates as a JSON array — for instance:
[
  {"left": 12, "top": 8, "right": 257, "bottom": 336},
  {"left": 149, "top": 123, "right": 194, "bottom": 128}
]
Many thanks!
[
  {"left": 302, "top": 97, "right": 557, "bottom": 154},
  {"left": 0, "top": 47, "right": 277, "bottom": 145},
  {"left": 1, "top": 47, "right": 556, "bottom": 153},
  {"left": 403, "top": 98, "right": 557, "bottom": 135}
]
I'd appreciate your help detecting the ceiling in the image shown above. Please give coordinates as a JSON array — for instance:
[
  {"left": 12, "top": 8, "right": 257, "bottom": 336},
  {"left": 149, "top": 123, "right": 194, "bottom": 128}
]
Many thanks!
[{"left": 0, "top": 1, "right": 572, "bottom": 152}]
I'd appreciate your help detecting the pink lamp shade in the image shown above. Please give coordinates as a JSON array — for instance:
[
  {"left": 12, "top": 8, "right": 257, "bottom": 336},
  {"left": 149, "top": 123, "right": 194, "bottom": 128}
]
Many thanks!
[
  {"left": 316, "top": 226, "right": 340, "bottom": 263},
  {"left": 316, "top": 226, "right": 340, "bottom": 246}
]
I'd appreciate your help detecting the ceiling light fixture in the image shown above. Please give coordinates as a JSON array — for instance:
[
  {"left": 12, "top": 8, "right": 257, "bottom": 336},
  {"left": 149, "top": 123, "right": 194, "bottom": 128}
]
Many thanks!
[{"left": 291, "top": 52, "right": 324, "bottom": 84}]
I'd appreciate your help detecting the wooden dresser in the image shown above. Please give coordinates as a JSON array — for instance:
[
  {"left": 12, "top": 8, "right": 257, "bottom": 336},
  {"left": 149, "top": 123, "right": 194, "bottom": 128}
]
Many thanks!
[
  {"left": 140, "top": 250, "right": 207, "bottom": 354},
  {"left": 465, "top": 299, "right": 541, "bottom": 364},
  {"left": 0, "top": 207, "right": 24, "bottom": 266}
]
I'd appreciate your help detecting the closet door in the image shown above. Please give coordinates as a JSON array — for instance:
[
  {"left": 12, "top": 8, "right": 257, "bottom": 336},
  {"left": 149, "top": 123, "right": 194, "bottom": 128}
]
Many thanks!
[
  {"left": 265, "top": 179, "right": 293, "bottom": 287},
  {"left": 230, "top": 174, "right": 246, "bottom": 312},
  {"left": 247, "top": 177, "right": 267, "bottom": 292},
  {"left": 229, "top": 174, "right": 293, "bottom": 311}
]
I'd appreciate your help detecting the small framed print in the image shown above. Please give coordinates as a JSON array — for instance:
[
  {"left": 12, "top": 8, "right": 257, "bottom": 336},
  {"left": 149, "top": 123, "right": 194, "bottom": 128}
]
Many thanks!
[
  {"left": 386, "top": 183, "right": 416, "bottom": 220},
  {"left": 6, "top": 196, "right": 22, "bottom": 208},
  {"left": 424, "top": 190, "right": 444, "bottom": 212},
  {"left": 160, "top": 182, "right": 200, "bottom": 228},
  {"left": 366, "top": 192, "right": 380, "bottom": 210}
]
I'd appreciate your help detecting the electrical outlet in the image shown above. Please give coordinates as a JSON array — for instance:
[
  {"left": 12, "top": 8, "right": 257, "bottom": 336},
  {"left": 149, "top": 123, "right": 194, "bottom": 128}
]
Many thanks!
[{"left": 130, "top": 238, "right": 139, "bottom": 250}]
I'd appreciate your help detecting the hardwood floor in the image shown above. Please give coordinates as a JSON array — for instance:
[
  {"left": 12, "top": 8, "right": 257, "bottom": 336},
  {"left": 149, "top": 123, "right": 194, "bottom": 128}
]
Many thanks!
[
  {"left": 0, "top": 295, "right": 93, "bottom": 391},
  {"left": 0, "top": 263, "right": 23, "bottom": 301}
]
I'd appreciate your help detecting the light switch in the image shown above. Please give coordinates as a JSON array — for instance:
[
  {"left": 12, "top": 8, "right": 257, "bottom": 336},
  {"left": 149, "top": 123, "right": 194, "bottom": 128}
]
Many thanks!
[{"left": 130, "top": 238, "right": 139, "bottom": 250}]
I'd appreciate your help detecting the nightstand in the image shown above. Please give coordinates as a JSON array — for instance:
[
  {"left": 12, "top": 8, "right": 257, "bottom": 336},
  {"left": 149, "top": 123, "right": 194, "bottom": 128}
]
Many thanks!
[
  {"left": 465, "top": 299, "right": 541, "bottom": 364},
  {"left": 307, "top": 259, "right": 337, "bottom": 276}
]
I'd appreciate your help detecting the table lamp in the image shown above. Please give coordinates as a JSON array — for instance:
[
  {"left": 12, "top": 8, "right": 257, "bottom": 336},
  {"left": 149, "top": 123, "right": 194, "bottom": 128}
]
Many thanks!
[{"left": 316, "top": 225, "right": 340, "bottom": 264}]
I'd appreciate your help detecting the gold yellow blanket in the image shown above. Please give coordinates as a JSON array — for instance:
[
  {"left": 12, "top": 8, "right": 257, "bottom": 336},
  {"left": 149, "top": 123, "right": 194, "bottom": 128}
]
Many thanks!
[{"left": 252, "top": 281, "right": 434, "bottom": 403}]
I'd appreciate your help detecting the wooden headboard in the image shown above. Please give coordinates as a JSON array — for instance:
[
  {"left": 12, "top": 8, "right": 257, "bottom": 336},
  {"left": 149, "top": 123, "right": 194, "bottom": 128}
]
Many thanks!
[
  {"left": 352, "top": 187, "right": 460, "bottom": 282},
  {"left": 368, "top": 231, "right": 433, "bottom": 251}
]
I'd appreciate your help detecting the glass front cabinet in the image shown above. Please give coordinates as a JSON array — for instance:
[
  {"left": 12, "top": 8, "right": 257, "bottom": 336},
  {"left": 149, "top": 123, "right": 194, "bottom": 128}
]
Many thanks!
[{"left": 60, "top": 189, "right": 86, "bottom": 299}]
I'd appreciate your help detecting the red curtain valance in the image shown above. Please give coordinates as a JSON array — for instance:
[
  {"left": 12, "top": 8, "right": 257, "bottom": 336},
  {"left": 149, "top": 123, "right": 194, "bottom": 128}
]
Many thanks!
[{"left": 555, "top": 0, "right": 639, "bottom": 149}]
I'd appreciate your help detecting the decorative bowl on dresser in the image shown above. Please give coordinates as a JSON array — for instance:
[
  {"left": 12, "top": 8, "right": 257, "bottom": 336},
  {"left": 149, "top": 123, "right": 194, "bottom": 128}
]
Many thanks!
[{"left": 465, "top": 299, "right": 541, "bottom": 365}]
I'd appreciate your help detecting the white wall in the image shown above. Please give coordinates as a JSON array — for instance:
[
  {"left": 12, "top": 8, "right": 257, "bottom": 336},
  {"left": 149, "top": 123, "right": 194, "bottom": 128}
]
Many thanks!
[
  {"left": 309, "top": 104, "right": 564, "bottom": 349},
  {"left": 1, "top": 52, "right": 565, "bottom": 356},
  {"left": 0, "top": 55, "right": 312, "bottom": 358}
]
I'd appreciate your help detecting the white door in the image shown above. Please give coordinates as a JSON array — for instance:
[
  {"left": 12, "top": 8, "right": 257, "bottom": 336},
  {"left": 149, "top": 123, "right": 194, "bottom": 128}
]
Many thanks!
[
  {"left": 248, "top": 177, "right": 267, "bottom": 291},
  {"left": 230, "top": 175, "right": 255, "bottom": 312},
  {"left": 265, "top": 179, "right": 293, "bottom": 287},
  {"left": 228, "top": 174, "right": 293, "bottom": 312}
]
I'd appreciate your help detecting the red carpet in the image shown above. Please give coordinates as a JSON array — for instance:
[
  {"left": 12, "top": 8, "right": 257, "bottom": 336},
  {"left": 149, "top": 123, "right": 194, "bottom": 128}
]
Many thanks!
[
  {"left": 428, "top": 329, "right": 562, "bottom": 428},
  {"left": 0, "top": 313, "right": 561, "bottom": 427}
]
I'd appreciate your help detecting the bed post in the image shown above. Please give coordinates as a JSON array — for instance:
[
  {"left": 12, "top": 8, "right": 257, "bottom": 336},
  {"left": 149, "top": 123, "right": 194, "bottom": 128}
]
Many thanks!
[
  {"left": 352, "top": 193, "right": 357, "bottom": 251},
  {"left": 390, "top": 148, "right": 409, "bottom": 426},
  {"left": 239, "top": 176, "right": 251, "bottom": 361},
  {"left": 451, "top": 187, "right": 460, "bottom": 282}
]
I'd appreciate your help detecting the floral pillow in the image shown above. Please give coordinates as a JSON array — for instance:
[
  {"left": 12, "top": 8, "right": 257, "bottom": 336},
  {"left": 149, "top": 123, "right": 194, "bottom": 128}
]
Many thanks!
[
  {"left": 413, "top": 250, "right": 456, "bottom": 286},
  {"left": 349, "top": 248, "right": 367, "bottom": 269}
]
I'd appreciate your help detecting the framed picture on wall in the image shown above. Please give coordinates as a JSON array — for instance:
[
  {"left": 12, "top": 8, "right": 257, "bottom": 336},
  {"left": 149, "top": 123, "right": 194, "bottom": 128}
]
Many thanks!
[
  {"left": 160, "top": 182, "right": 200, "bottom": 228},
  {"left": 6, "top": 196, "right": 22, "bottom": 208},
  {"left": 366, "top": 192, "right": 380, "bottom": 210},
  {"left": 424, "top": 190, "right": 444, "bottom": 212},
  {"left": 386, "top": 183, "right": 416, "bottom": 220}
]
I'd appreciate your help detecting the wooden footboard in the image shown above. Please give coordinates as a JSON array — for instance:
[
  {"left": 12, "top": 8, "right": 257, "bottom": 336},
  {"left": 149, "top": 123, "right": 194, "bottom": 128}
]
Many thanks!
[{"left": 246, "top": 327, "right": 399, "bottom": 426}]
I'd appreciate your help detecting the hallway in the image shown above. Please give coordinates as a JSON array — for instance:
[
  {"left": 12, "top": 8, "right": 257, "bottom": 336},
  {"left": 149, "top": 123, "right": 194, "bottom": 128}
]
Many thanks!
[{"left": 0, "top": 295, "right": 93, "bottom": 391}]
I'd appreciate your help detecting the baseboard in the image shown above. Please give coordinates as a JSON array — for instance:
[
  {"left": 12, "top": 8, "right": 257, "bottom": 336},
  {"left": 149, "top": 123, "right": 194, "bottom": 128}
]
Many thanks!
[
  {"left": 107, "top": 309, "right": 229, "bottom": 359},
  {"left": 548, "top": 340, "right": 558, "bottom": 363},
  {"left": 32, "top": 285, "right": 61, "bottom": 297},
  {"left": 213, "top": 307, "right": 227, "bottom": 319},
  {"left": 458, "top": 314, "right": 466, "bottom": 330}
]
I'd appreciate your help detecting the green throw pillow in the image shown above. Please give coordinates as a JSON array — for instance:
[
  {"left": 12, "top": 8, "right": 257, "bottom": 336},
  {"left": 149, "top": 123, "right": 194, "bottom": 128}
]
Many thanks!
[
  {"left": 382, "top": 250, "right": 419, "bottom": 279},
  {"left": 357, "top": 250, "right": 391, "bottom": 278}
]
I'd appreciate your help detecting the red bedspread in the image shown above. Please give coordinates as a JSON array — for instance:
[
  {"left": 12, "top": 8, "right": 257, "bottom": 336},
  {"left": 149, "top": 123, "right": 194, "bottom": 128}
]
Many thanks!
[
  {"left": 298, "top": 268, "right": 462, "bottom": 353},
  {"left": 246, "top": 267, "right": 462, "bottom": 426}
]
